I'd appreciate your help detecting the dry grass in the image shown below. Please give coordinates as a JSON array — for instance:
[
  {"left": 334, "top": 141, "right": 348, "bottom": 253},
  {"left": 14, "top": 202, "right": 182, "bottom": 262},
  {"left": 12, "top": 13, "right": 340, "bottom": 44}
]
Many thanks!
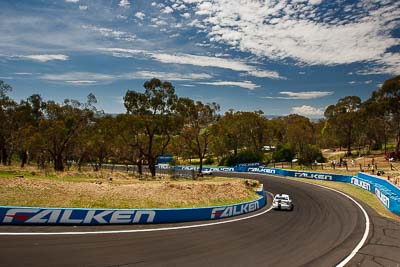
[
  {"left": 274, "top": 151, "right": 400, "bottom": 187},
  {"left": 0, "top": 168, "right": 260, "bottom": 209}
]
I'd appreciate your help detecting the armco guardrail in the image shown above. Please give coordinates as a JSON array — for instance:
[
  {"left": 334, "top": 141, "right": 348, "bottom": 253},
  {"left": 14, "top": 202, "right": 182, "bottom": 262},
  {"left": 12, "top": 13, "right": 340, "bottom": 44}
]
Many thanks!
[{"left": 0, "top": 187, "right": 265, "bottom": 225}]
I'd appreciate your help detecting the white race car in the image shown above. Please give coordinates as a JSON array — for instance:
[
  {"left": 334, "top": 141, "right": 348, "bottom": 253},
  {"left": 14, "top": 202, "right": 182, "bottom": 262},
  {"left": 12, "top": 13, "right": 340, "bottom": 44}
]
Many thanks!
[
  {"left": 201, "top": 170, "right": 213, "bottom": 176},
  {"left": 272, "top": 194, "right": 294, "bottom": 211}
]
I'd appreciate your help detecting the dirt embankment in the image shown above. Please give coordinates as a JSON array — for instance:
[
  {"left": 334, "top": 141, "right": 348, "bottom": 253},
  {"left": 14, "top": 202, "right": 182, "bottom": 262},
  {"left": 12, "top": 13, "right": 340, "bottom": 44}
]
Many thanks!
[{"left": 0, "top": 177, "right": 259, "bottom": 209}]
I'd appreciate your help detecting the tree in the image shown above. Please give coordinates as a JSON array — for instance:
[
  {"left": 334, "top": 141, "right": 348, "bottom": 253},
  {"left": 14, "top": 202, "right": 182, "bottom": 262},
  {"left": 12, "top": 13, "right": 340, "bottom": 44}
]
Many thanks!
[
  {"left": 114, "top": 114, "right": 145, "bottom": 174},
  {"left": 272, "top": 144, "right": 295, "bottom": 163},
  {"left": 11, "top": 95, "right": 45, "bottom": 167},
  {"left": 284, "top": 114, "right": 315, "bottom": 157},
  {"left": 124, "top": 78, "right": 180, "bottom": 176},
  {"left": 177, "top": 98, "right": 220, "bottom": 174},
  {"left": 299, "top": 144, "right": 325, "bottom": 165},
  {"left": 0, "top": 81, "right": 16, "bottom": 165},
  {"left": 85, "top": 115, "right": 116, "bottom": 171},
  {"left": 358, "top": 98, "right": 391, "bottom": 154},
  {"left": 325, "top": 96, "right": 362, "bottom": 155},
  {"left": 370, "top": 75, "right": 400, "bottom": 157},
  {"left": 36, "top": 96, "right": 96, "bottom": 171},
  {"left": 211, "top": 110, "right": 268, "bottom": 158}
]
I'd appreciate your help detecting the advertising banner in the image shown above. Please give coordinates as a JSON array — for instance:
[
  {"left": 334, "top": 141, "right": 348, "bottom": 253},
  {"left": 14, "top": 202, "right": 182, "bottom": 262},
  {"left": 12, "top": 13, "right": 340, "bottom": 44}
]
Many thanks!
[{"left": 0, "top": 196, "right": 265, "bottom": 225}]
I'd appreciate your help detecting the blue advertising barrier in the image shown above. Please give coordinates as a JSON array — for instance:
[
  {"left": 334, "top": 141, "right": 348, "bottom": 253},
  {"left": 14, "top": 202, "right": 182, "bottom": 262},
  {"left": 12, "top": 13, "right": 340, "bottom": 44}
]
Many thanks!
[
  {"left": 353, "top": 173, "right": 400, "bottom": 215},
  {"left": 157, "top": 165, "right": 237, "bottom": 172},
  {"left": 238, "top": 165, "right": 399, "bottom": 215},
  {"left": 0, "top": 187, "right": 265, "bottom": 225},
  {"left": 241, "top": 166, "right": 353, "bottom": 183},
  {"left": 165, "top": 164, "right": 400, "bottom": 216}
]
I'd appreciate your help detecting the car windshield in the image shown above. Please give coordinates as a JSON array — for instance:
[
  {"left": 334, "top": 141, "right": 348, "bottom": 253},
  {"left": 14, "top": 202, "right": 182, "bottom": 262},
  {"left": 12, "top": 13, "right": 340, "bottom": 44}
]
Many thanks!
[{"left": 274, "top": 196, "right": 288, "bottom": 200}]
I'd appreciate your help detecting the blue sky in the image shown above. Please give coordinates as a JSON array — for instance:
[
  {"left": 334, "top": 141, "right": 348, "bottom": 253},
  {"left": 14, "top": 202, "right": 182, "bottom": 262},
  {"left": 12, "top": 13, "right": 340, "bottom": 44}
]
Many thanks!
[{"left": 0, "top": 0, "right": 399, "bottom": 118}]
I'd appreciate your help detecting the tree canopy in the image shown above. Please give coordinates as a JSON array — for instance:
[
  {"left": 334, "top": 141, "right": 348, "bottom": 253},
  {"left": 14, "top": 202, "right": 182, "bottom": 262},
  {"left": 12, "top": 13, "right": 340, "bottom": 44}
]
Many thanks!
[{"left": 1, "top": 75, "right": 400, "bottom": 173}]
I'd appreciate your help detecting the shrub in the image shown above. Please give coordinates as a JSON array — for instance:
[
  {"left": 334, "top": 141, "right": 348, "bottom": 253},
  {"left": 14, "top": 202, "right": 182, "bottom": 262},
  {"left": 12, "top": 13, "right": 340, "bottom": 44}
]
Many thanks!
[
  {"left": 203, "top": 157, "right": 215, "bottom": 165},
  {"left": 371, "top": 142, "right": 382, "bottom": 151},
  {"left": 299, "top": 144, "right": 326, "bottom": 165},
  {"left": 272, "top": 144, "right": 296, "bottom": 162}
]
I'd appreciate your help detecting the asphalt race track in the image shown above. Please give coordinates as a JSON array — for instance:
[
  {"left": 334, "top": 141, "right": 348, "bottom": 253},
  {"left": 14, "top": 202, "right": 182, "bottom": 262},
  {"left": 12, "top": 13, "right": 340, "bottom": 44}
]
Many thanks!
[{"left": 1, "top": 174, "right": 399, "bottom": 267}]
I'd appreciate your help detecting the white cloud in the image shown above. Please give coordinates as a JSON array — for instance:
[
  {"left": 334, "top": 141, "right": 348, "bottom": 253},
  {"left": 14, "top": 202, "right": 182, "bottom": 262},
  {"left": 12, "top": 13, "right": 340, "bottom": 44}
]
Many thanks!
[
  {"left": 83, "top": 26, "right": 135, "bottom": 42},
  {"left": 99, "top": 48, "right": 146, "bottom": 58},
  {"left": 163, "top": 6, "right": 174, "bottom": 14},
  {"left": 152, "top": 53, "right": 285, "bottom": 79},
  {"left": 14, "top": 72, "right": 35, "bottom": 75},
  {"left": 291, "top": 105, "right": 325, "bottom": 116},
  {"left": 40, "top": 70, "right": 212, "bottom": 84},
  {"left": 151, "top": 53, "right": 250, "bottom": 71},
  {"left": 123, "top": 71, "right": 213, "bottom": 81},
  {"left": 78, "top": 5, "right": 88, "bottom": 11},
  {"left": 356, "top": 53, "right": 400, "bottom": 75},
  {"left": 188, "top": 0, "right": 400, "bottom": 75},
  {"left": 198, "top": 81, "right": 259, "bottom": 90},
  {"left": 41, "top": 72, "right": 114, "bottom": 82},
  {"left": 263, "top": 91, "right": 333, "bottom": 99},
  {"left": 247, "top": 70, "right": 285, "bottom": 79},
  {"left": 135, "top": 12, "right": 145, "bottom": 20},
  {"left": 65, "top": 80, "right": 97, "bottom": 85},
  {"left": 117, "top": 15, "right": 128, "bottom": 20},
  {"left": 65, "top": 0, "right": 79, "bottom": 3},
  {"left": 100, "top": 48, "right": 285, "bottom": 79},
  {"left": 119, "top": 0, "right": 130, "bottom": 8},
  {"left": 18, "top": 54, "right": 69, "bottom": 62},
  {"left": 308, "top": 0, "right": 323, "bottom": 5},
  {"left": 181, "top": 12, "right": 191, "bottom": 19}
]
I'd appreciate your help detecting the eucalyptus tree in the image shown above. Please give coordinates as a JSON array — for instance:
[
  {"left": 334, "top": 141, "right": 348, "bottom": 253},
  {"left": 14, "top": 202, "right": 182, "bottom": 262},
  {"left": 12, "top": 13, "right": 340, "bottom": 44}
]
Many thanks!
[
  {"left": 211, "top": 110, "right": 265, "bottom": 158},
  {"left": 359, "top": 97, "right": 391, "bottom": 153},
  {"left": 324, "top": 96, "right": 362, "bottom": 155},
  {"left": 10, "top": 95, "right": 45, "bottom": 167},
  {"left": 35, "top": 95, "right": 96, "bottom": 171},
  {"left": 0, "top": 81, "right": 16, "bottom": 165},
  {"left": 114, "top": 114, "right": 145, "bottom": 174},
  {"left": 369, "top": 75, "right": 400, "bottom": 157},
  {"left": 124, "top": 78, "right": 180, "bottom": 176},
  {"left": 176, "top": 98, "right": 220, "bottom": 173},
  {"left": 268, "top": 117, "right": 287, "bottom": 145},
  {"left": 284, "top": 114, "right": 315, "bottom": 156},
  {"left": 84, "top": 115, "right": 116, "bottom": 171}
]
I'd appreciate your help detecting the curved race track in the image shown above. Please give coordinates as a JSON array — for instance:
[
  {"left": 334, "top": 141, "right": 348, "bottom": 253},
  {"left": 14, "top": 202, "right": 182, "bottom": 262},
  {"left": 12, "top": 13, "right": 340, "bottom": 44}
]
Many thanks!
[{"left": 0, "top": 174, "right": 379, "bottom": 266}]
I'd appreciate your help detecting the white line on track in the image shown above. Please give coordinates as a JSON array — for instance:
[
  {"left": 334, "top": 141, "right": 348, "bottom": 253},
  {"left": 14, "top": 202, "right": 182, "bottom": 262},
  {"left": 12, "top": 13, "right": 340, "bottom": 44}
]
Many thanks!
[
  {"left": 0, "top": 192, "right": 275, "bottom": 236},
  {"left": 265, "top": 175, "right": 370, "bottom": 267},
  {"left": 0, "top": 174, "right": 371, "bottom": 266}
]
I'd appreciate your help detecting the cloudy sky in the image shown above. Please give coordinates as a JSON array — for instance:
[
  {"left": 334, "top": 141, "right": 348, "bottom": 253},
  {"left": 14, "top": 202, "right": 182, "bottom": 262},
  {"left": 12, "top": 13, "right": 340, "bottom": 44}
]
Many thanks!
[{"left": 0, "top": 0, "right": 399, "bottom": 118}]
